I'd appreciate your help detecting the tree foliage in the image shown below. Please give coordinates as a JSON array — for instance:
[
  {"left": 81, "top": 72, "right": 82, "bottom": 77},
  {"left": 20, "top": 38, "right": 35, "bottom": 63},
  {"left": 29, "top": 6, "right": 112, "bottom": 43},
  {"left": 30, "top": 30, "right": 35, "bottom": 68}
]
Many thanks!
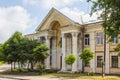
[
  {"left": 114, "top": 43, "right": 120, "bottom": 56},
  {"left": 80, "top": 48, "right": 94, "bottom": 63},
  {"left": 65, "top": 54, "right": 76, "bottom": 66},
  {"left": 0, "top": 31, "right": 49, "bottom": 71},
  {"left": 79, "top": 48, "right": 94, "bottom": 73},
  {"left": 33, "top": 43, "right": 48, "bottom": 64},
  {"left": 87, "top": 0, "right": 120, "bottom": 41}
]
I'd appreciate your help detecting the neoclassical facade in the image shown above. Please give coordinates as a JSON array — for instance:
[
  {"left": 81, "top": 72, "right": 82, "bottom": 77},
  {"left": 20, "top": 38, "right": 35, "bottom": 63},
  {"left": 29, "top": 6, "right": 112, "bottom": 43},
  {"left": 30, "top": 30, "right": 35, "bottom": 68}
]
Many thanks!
[{"left": 26, "top": 8, "right": 120, "bottom": 74}]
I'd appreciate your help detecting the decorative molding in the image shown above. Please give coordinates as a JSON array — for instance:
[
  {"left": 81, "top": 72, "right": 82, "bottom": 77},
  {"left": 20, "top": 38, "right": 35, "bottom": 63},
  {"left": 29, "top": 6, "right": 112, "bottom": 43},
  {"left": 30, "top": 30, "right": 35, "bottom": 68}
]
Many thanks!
[{"left": 71, "top": 32, "right": 78, "bottom": 37}]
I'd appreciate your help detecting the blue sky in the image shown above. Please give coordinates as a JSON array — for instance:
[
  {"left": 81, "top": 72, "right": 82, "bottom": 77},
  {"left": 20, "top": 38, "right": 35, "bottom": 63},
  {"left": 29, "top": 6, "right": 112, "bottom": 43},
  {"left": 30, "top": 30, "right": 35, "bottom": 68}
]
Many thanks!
[{"left": 0, "top": 0, "right": 99, "bottom": 43}]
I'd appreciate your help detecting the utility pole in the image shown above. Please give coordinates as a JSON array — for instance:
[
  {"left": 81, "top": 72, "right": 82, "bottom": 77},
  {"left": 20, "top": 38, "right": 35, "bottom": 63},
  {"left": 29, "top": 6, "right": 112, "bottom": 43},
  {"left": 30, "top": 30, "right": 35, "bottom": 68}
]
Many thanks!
[
  {"left": 81, "top": 16, "right": 85, "bottom": 73},
  {"left": 103, "top": 0, "right": 107, "bottom": 77}
]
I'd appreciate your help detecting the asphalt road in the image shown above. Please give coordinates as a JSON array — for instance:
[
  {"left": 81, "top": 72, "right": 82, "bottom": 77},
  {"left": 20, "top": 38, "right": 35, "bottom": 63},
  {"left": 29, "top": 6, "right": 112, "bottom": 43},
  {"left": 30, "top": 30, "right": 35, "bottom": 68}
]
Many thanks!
[{"left": 0, "top": 64, "right": 11, "bottom": 72}]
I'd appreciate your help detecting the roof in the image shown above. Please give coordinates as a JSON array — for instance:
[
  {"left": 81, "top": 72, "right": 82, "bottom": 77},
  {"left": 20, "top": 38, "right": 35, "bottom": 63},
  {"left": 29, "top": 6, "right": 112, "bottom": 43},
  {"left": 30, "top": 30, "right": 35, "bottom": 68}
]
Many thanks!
[
  {"left": 35, "top": 8, "right": 75, "bottom": 31},
  {"left": 36, "top": 7, "right": 102, "bottom": 31}
]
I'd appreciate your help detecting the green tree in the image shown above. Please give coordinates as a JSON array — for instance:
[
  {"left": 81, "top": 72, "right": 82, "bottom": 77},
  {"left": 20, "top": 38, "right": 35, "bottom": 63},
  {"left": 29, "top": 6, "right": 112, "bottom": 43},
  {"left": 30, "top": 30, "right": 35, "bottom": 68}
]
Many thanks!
[
  {"left": 65, "top": 54, "right": 76, "bottom": 69},
  {"left": 87, "top": 0, "right": 120, "bottom": 41},
  {"left": 25, "top": 39, "right": 38, "bottom": 70},
  {"left": 114, "top": 43, "right": 120, "bottom": 56},
  {"left": 79, "top": 48, "right": 94, "bottom": 73},
  {"left": 0, "top": 44, "right": 3, "bottom": 60},
  {"left": 33, "top": 43, "right": 48, "bottom": 66},
  {"left": 2, "top": 31, "right": 25, "bottom": 71}
]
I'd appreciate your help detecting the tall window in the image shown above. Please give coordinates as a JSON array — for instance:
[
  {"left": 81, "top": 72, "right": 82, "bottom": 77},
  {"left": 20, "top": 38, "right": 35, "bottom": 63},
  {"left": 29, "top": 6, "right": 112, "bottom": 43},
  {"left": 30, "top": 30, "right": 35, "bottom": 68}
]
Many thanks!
[
  {"left": 96, "top": 32, "right": 103, "bottom": 45},
  {"left": 112, "top": 36, "right": 118, "bottom": 44},
  {"left": 97, "top": 56, "right": 103, "bottom": 67},
  {"left": 84, "top": 34, "right": 89, "bottom": 45},
  {"left": 40, "top": 37, "right": 45, "bottom": 43},
  {"left": 112, "top": 56, "right": 118, "bottom": 68},
  {"left": 50, "top": 54, "right": 52, "bottom": 66}
]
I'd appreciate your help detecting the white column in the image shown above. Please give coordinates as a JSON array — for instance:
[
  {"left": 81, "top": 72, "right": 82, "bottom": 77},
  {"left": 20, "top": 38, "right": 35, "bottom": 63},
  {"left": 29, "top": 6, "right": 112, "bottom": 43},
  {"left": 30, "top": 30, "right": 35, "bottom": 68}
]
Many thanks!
[
  {"left": 105, "top": 36, "right": 110, "bottom": 74},
  {"left": 61, "top": 33, "right": 66, "bottom": 71},
  {"left": 119, "top": 57, "right": 120, "bottom": 68},
  {"left": 37, "top": 36, "right": 41, "bottom": 42},
  {"left": 71, "top": 32, "right": 78, "bottom": 72},
  {"left": 45, "top": 36, "right": 51, "bottom": 69},
  {"left": 90, "top": 31, "right": 95, "bottom": 72}
]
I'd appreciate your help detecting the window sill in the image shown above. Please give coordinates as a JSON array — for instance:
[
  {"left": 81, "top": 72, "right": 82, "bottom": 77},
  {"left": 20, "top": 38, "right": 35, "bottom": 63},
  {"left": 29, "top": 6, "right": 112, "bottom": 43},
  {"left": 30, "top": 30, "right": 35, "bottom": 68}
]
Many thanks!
[
  {"left": 110, "top": 67, "right": 119, "bottom": 69},
  {"left": 111, "top": 43, "right": 117, "bottom": 46},
  {"left": 96, "top": 44, "right": 103, "bottom": 46},
  {"left": 96, "top": 67, "right": 102, "bottom": 68},
  {"left": 84, "top": 45, "right": 90, "bottom": 46}
]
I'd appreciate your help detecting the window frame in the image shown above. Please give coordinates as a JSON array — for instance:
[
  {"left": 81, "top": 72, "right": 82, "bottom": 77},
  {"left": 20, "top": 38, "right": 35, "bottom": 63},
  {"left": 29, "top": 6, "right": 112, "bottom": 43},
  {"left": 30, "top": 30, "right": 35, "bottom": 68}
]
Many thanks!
[
  {"left": 111, "top": 56, "right": 118, "bottom": 68},
  {"left": 96, "top": 32, "right": 103, "bottom": 45},
  {"left": 84, "top": 34, "right": 90, "bottom": 46},
  {"left": 97, "top": 56, "right": 103, "bottom": 67},
  {"left": 112, "top": 36, "right": 118, "bottom": 45}
]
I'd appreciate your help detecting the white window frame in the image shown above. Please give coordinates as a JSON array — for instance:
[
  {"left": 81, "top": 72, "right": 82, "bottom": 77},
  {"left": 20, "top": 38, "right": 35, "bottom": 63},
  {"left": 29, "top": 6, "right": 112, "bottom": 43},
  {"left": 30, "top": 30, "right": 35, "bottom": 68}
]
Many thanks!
[
  {"left": 112, "top": 36, "right": 118, "bottom": 44},
  {"left": 84, "top": 34, "right": 89, "bottom": 46},
  {"left": 96, "top": 32, "right": 103, "bottom": 45}
]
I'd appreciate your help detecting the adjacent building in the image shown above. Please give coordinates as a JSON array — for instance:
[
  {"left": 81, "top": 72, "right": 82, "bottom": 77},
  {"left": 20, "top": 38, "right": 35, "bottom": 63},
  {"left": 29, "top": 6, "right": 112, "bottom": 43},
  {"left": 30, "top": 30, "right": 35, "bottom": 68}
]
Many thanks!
[{"left": 26, "top": 8, "right": 120, "bottom": 74}]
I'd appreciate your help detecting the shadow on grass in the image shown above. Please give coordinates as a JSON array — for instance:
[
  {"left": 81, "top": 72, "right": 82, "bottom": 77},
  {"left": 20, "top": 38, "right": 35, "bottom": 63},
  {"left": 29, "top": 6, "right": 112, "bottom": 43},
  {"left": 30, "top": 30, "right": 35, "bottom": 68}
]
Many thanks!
[
  {"left": 0, "top": 76, "right": 28, "bottom": 80},
  {"left": 0, "top": 69, "right": 39, "bottom": 76}
]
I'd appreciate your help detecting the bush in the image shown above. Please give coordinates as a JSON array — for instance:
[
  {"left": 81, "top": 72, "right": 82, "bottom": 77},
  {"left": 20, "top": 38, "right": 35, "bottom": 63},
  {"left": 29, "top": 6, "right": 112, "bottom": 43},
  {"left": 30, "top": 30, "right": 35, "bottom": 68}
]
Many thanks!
[
  {"left": 87, "top": 72, "right": 95, "bottom": 76},
  {"left": 37, "top": 64, "right": 45, "bottom": 75},
  {"left": 65, "top": 54, "right": 76, "bottom": 66}
]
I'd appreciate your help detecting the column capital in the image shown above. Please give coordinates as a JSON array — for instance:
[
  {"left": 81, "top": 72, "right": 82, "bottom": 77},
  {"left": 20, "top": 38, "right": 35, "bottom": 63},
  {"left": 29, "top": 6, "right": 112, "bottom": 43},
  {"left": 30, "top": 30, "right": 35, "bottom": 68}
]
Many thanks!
[
  {"left": 61, "top": 33, "right": 65, "bottom": 38},
  {"left": 71, "top": 32, "right": 79, "bottom": 37},
  {"left": 45, "top": 36, "right": 51, "bottom": 40}
]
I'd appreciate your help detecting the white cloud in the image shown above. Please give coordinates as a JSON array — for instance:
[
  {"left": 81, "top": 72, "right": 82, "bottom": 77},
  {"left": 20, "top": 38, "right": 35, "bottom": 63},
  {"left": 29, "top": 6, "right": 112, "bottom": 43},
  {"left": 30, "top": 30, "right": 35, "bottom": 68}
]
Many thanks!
[
  {"left": 22, "top": 0, "right": 84, "bottom": 9},
  {"left": 0, "top": 6, "right": 35, "bottom": 43},
  {"left": 22, "top": 0, "right": 41, "bottom": 6},
  {"left": 60, "top": 7, "right": 102, "bottom": 24}
]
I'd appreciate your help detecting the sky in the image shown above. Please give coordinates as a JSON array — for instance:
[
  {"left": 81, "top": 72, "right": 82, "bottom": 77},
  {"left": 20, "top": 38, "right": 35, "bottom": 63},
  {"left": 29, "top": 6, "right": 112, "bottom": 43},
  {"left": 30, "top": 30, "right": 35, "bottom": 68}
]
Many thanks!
[{"left": 0, "top": 0, "right": 100, "bottom": 43}]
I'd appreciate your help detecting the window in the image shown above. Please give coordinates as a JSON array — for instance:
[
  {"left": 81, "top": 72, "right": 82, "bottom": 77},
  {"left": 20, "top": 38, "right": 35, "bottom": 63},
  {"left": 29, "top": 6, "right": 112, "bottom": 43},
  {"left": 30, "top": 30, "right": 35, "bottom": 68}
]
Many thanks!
[
  {"left": 84, "top": 34, "right": 90, "bottom": 45},
  {"left": 97, "top": 56, "right": 103, "bottom": 67},
  {"left": 85, "top": 62, "right": 90, "bottom": 67},
  {"left": 112, "top": 36, "right": 118, "bottom": 44},
  {"left": 112, "top": 56, "right": 118, "bottom": 68},
  {"left": 40, "top": 37, "right": 45, "bottom": 43},
  {"left": 96, "top": 32, "right": 103, "bottom": 45},
  {"left": 50, "top": 54, "right": 52, "bottom": 66}
]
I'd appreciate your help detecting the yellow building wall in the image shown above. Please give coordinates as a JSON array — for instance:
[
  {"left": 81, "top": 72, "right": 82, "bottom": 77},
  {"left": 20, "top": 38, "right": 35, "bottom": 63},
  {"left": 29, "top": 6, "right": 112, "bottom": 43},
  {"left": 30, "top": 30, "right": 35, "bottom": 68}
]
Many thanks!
[{"left": 38, "top": 11, "right": 72, "bottom": 31}]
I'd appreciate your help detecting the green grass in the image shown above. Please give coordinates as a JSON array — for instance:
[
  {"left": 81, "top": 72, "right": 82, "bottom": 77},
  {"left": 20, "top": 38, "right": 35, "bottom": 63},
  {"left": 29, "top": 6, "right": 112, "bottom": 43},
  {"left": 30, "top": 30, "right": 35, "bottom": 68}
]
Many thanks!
[
  {"left": 41, "top": 73, "right": 120, "bottom": 80},
  {"left": 0, "top": 69, "right": 120, "bottom": 80}
]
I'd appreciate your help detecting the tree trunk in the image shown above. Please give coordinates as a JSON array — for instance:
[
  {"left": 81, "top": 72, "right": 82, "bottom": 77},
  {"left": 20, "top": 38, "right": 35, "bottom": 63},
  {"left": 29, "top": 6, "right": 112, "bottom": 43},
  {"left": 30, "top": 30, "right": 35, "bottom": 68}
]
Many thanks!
[
  {"left": 27, "top": 62, "right": 30, "bottom": 69},
  {"left": 18, "top": 62, "right": 21, "bottom": 72},
  {"left": 83, "top": 61, "right": 85, "bottom": 73},
  {"left": 14, "top": 62, "right": 16, "bottom": 69},
  {"left": 11, "top": 62, "right": 13, "bottom": 71},
  {"left": 81, "top": 27, "right": 85, "bottom": 73},
  {"left": 30, "top": 61, "right": 34, "bottom": 70}
]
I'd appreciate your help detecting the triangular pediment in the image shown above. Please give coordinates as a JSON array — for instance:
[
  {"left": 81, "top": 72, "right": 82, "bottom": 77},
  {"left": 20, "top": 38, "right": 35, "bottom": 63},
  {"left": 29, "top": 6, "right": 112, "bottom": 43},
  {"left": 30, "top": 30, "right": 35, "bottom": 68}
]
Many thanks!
[{"left": 36, "top": 8, "right": 75, "bottom": 31}]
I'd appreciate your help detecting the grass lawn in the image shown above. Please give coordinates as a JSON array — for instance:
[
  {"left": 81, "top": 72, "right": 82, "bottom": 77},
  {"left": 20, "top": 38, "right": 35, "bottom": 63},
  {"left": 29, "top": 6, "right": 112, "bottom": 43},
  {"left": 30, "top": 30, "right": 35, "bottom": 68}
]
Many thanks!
[
  {"left": 41, "top": 73, "right": 120, "bottom": 80},
  {"left": 0, "top": 69, "right": 120, "bottom": 80}
]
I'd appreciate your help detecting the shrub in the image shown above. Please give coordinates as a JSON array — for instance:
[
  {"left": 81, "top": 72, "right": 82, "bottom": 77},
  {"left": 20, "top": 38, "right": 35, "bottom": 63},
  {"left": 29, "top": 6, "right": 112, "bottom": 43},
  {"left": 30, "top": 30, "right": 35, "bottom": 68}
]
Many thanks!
[{"left": 65, "top": 54, "right": 76, "bottom": 66}]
